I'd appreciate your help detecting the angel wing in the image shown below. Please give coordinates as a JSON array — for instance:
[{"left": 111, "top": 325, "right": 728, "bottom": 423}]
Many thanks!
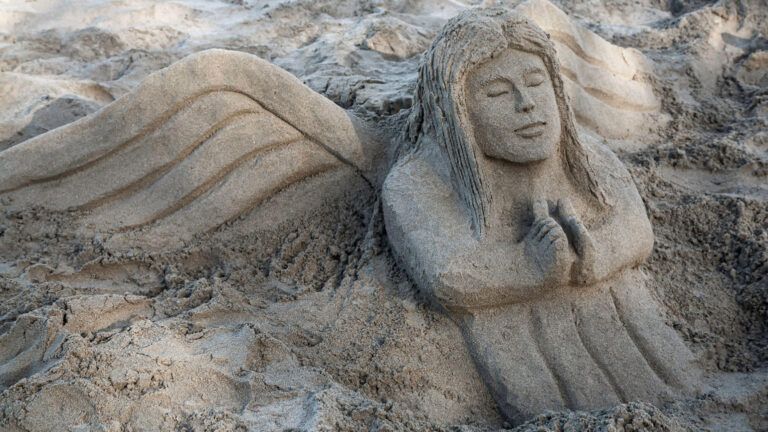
[{"left": 0, "top": 49, "right": 382, "bottom": 248}]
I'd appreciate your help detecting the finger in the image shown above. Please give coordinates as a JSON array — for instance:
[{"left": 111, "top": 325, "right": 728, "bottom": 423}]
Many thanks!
[
  {"left": 545, "top": 227, "right": 566, "bottom": 245},
  {"left": 557, "top": 198, "right": 577, "bottom": 220},
  {"left": 556, "top": 199, "right": 588, "bottom": 253},
  {"left": 570, "top": 220, "right": 594, "bottom": 259},
  {"left": 527, "top": 219, "right": 544, "bottom": 241},
  {"left": 540, "top": 218, "right": 558, "bottom": 232},
  {"left": 564, "top": 219, "right": 584, "bottom": 255},
  {"left": 578, "top": 228, "right": 596, "bottom": 263},
  {"left": 557, "top": 198, "right": 583, "bottom": 235},
  {"left": 530, "top": 217, "right": 553, "bottom": 238},
  {"left": 553, "top": 236, "right": 567, "bottom": 253},
  {"left": 535, "top": 223, "right": 552, "bottom": 242},
  {"left": 545, "top": 232, "right": 568, "bottom": 256},
  {"left": 556, "top": 232, "right": 573, "bottom": 255},
  {"left": 536, "top": 218, "right": 559, "bottom": 241},
  {"left": 532, "top": 199, "right": 549, "bottom": 221}
]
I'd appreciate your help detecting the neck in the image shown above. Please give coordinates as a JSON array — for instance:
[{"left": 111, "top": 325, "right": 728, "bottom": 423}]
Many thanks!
[{"left": 482, "top": 152, "right": 568, "bottom": 238}]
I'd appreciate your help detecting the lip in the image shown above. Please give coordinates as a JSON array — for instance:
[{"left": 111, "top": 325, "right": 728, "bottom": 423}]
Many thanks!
[{"left": 514, "top": 121, "right": 546, "bottom": 138}]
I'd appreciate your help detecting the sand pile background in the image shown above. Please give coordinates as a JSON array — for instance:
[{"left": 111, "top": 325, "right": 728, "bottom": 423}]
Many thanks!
[{"left": 0, "top": 0, "right": 766, "bottom": 430}]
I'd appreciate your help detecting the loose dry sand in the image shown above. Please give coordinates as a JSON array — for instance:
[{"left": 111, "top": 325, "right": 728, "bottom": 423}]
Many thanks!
[{"left": 0, "top": 0, "right": 766, "bottom": 431}]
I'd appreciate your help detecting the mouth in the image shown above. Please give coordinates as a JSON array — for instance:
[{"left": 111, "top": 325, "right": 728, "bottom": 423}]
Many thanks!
[{"left": 514, "top": 121, "right": 546, "bottom": 138}]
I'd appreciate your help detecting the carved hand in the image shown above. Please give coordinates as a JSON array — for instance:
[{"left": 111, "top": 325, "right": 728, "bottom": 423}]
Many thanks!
[
  {"left": 557, "top": 198, "right": 597, "bottom": 285},
  {"left": 525, "top": 200, "right": 573, "bottom": 286}
]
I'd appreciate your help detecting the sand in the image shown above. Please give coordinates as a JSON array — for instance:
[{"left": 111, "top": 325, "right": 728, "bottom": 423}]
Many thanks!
[{"left": 0, "top": 0, "right": 766, "bottom": 431}]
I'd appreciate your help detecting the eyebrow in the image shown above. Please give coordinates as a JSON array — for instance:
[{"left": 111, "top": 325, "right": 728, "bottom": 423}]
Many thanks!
[{"left": 479, "top": 74, "right": 508, "bottom": 87}]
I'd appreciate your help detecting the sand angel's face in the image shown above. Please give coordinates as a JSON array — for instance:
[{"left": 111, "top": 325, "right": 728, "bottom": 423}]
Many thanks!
[{"left": 466, "top": 48, "right": 561, "bottom": 163}]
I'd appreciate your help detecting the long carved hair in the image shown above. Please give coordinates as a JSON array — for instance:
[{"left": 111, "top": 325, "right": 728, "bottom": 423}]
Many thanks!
[{"left": 406, "top": 7, "right": 608, "bottom": 236}]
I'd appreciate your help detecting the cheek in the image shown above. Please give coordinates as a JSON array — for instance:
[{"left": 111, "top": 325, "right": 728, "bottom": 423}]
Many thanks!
[
  {"left": 534, "top": 88, "right": 559, "bottom": 122},
  {"left": 470, "top": 101, "right": 503, "bottom": 131},
  {"left": 479, "top": 100, "right": 514, "bottom": 126}
]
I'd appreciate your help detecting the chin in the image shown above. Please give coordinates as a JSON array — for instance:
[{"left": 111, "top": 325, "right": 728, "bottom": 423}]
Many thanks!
[
  {"left": 510, "top": 153, "right": 551, "bottom": 164},
  {"left": 493, "top": 142, "right": 556, "bottom": 164}
]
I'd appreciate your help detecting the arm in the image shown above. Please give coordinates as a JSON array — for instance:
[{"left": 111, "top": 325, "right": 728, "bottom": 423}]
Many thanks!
[
  {"left": 433, "top": 235, "right": 567, "bottom": 311},
  {"left": 592, "top": 191, "right": 653, "bottom": 281},
  {"left": 382, "top": 158, "right": 573, "bottom": 312},
  {"left": 560, "top": 146, "right": 654, "bottom": 285}
]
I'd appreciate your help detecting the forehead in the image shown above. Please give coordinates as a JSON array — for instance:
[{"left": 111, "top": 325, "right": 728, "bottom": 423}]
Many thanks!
[{"left": 467, "top": 48, "right": 547, "bottom": 85}]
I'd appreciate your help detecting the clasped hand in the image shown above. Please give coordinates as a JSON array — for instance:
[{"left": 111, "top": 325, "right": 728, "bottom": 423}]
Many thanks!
[{"left": 524, "top": 198, "right": 596, "bottom": 286}]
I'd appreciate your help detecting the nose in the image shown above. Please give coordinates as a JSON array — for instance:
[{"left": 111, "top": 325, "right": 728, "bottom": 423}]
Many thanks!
[{"left": 515, "top": 88, "right": 535, "bottom": 113}]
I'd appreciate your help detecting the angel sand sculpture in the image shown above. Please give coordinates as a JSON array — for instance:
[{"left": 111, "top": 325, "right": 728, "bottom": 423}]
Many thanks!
[
  {"left": 0, "top": 3, "right": 701, "bottom": 425},
  {"left": 381, "top": 8, "right": 702, "bottom": 422}
]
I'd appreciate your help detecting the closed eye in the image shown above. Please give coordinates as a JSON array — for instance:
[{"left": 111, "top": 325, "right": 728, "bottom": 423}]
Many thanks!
[
  {"left": 484, "top": 80, "right": 510, "bottom": 97},
  {"left": 525, "top": 71, "right": 546, "bottom": 87},
  {"left": 487, "top": 88, "right": 509, "bottom": 97}
]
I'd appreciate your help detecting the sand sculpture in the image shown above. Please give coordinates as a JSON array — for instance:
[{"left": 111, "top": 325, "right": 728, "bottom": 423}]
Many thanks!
[
  {"left": 0, "top": 4, "right": 701, "bottom": 425},
  {"left": 381, "top": 8, "right": 701, "bottom": 423}
]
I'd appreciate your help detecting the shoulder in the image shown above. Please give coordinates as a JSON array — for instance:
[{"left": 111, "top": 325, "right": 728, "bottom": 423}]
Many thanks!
[
  {"left": 382, "top": 145, "right": 473, "bottom": 243},
  {"left": 383, "top": 152, "right": 452, "bottom": 203},
  {"left": 383, "top": 149, "right": 461, "bottom": 237},
  {"left": 580, "top": 136, "right": 652, "bottom": 245},
  {"left": 382, "top": 145, "right": 475, "bottom": 300},
  {"left": 581, "top": 136, "right": 638, "bottom": 200}
]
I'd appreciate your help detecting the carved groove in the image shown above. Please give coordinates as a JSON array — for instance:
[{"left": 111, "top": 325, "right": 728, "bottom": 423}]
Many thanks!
[
  {"left": 116, "top": 137, "right": 305, "bottom": 231},
  {"left": 609, "top": 287, "right": 673, "bottom": 388},
  {"left": 529, "top": 306, "right": 573, "bottom": 410},
  {"left": 80, "top": 109, "right": 263, "bottom": 211},
  {"left": 0, "top": 89, "right": 241, "bottom": 194},
  {"left": 571, "top": 302, "right": 628, "bottom": 403},
  {"left": 214, "top": 163, "right": 341, "bottom": 231}
]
